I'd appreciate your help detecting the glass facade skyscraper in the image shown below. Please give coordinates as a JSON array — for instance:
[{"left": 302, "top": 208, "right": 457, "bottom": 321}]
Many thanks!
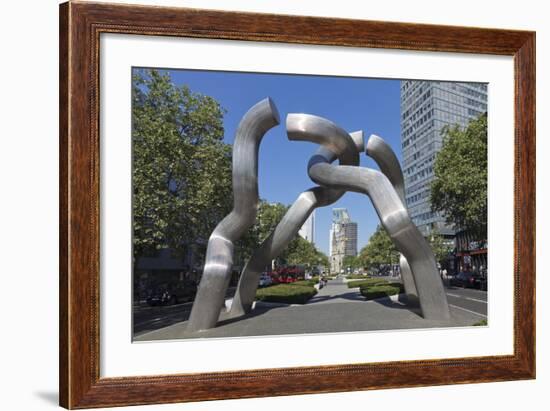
[{"left": 400, "top": 80, "right": 488, "bottom": 236}]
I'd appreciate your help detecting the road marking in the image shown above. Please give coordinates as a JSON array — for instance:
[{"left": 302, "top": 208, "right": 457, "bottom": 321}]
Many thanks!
[
  {"left": 447, "top": 293, "right": 462, "bottom": 298},
  {"left": 449, "top": 304, "right": 487, "bottom": 318},
  {"left": 446, "top": 293, "right": 487, "bottom": 304},
  {"left": 135, "top": 317, "right": 171, "bottom": 327},
  {"left": 464, "top": 297, "right": 487, "bottom": 304}
]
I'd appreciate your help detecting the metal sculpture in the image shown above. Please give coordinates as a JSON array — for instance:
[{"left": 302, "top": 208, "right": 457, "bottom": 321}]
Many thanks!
[
  {"left": 229, "top": 128, "right": 363, "bottom": 318},
  {"left": 287, "top": 113, "right": 450, "bottom": 321},
  {"left": 186, "top": 98, "right": 280, "bottom": 333},
  {"left": 187, "top": 99, "right": 451, "bottom": 332},
  {"left": 365, "top": 135, "right": 419, "bottom": 305}
]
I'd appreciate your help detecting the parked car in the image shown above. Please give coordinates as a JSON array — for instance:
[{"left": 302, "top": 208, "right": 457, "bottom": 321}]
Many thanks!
[
  {"left": 479, "top": 268, "right": 488, "bottom": 291},
  {"left": 258, "top": 274, "right": 273, "bottom": 287},
  {"left": 450, "top": 271, "right": 483, "bottom": 289},
  {"left": 146, "top": 282, "right": 196, "bottom": 306},
  {"left": 479, "top": 276, "right": 488, "bottom": 291}
]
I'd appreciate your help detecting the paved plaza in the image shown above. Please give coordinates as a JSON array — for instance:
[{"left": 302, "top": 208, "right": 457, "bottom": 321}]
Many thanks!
[{"left": 134, "top": 278, "right": 486, "bottom": 341}]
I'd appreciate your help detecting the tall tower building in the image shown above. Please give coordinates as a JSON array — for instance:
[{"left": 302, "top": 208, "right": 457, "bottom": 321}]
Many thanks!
[
  {"left": 329, "top": 208, "right": 358, "bottom": 273},
  {"left": 400, "top": 80, "right": 488, "bottom": 236},
  {"left": 298, "top": 210, "right": 315, "bottom": 244},
  {"left": 343, "top": 222, "right": 358, "bottom": 257}
]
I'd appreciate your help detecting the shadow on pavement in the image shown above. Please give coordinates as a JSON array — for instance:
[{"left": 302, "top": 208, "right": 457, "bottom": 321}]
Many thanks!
[
  {"left": 307, "top": 291, "right": 367, "bottom": 303},
  {"left": 216, "top": 305, "right": 281, "bottom": 327},
  {"left": 372, "top": 295, "right": 423, "bottom": 317}
]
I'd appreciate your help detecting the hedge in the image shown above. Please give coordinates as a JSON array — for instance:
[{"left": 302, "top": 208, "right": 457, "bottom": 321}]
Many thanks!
[
  {"left": 347, "top": 278, "right": 388, "bottom": 289},
  {"left": 345, "top": 274, "right": 368, "bottom": 280},
  {"left": 256, "top": 284, "right": 317, "bottom": 304},
  {"left": 359, "top": 283, "right": 404, "bottom": 300},
  {"left": 290, "top": 277, "right": 319, "bottom": 287}
]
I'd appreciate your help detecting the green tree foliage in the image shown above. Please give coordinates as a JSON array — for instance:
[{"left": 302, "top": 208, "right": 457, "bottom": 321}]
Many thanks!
[
  {"left": 236, "top": 201, "right": 329, "bottom": 268},
  {"left": 132, "top": 69, "right": 232, "bottom": 258},
  {"left": 357, "top": 225, "right": 399, "bottom": 269},
  {"left": 235, "top": 201, "right": 289, "bottom": 263},
  {"left": 316, "top": 252, "right": 330, "bottom": 269},
  {"left": 357, "top": 227, "right": 451, "bottom": 270},
  {"left": 428, "top": 229, "right": 453, "bottom": 264},
  {"left": 257, "top": 201, "right": 289, "bottom": 242},
  {"left": 343, "top": 255, "right": 361, "bottom": 270},
  {"left": 286, "top": 237, "right": 326, "bottom": 267},
  {"left": 285, "top": 237, "right": 315, "bottom": 265},
  {"left": 431, "top": 114, "right": 488, "bottom": 238}
]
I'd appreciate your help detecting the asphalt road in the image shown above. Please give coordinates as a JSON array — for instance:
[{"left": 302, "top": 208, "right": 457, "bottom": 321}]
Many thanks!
[
  {"left": 133, "top": 286, "right": 236, "bottom": 337},
  {"left": 444, "top": 285, "right": 488, "bottom": 318},
  {"left": 133, "top": 301, "right": 194, "bottom": 336}
]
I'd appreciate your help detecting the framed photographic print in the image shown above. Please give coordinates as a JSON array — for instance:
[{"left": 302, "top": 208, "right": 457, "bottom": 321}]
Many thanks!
[{"left": 59, "top": 1, "right": 535, "bottom": 408}]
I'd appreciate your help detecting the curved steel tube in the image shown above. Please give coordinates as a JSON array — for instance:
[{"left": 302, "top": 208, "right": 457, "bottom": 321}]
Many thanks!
[
  {"left": 366, "top": 135, "right": 406, "bottom": 203},
  {"left": 288, "top": 114, "right": 450, "bottom": 321},
  {"left": 187, "top": 98, "right": 280, "bottom": 332},
  {"left": 228, "top": 124, "right": 362, "bottom": 318},
  {"left": 366, "top": 135, "right": 419, "bottom": 305}
]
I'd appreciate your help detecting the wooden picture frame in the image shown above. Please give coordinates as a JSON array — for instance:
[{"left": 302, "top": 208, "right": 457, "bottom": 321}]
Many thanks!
[{"left": 59, "top": 1, "right": 535, "bottom": 408}]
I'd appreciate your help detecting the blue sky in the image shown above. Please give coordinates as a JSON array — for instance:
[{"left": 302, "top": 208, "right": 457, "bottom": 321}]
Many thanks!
[{"left": 151, "top": 68, "right": 402, "bottom": 255}]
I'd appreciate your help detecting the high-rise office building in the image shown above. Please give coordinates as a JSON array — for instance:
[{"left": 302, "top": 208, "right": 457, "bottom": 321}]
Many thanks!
[
  {"left": 343, "top": 222, "right": 358, "bottom": 257},
  {"left": 329, "top": 208, "right": 358, "bottom": 273},
  {"left": 298, "top": 210, "right": 315, "bottom": 244},
  {"left": 400, "top": 80, "right": 488, "bottom": 236}
]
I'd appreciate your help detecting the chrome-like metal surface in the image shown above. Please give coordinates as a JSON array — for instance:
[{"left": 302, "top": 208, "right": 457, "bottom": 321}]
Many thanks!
[
  {"left": 288, "top": 114, "right": 450, "bottom": 321},
  {"left": 366, "top": 134, "right": 419, "bottom": 305},
  {"left": 187, "top": 98, "right": 280, "bottom": 332},
  {"left": 399, "top": 255, "right": 419, "bottom": 306},
  {"left": 228, "top": 126, "right": 362, "bottom": 318},
  {"left": 366, "top": 135, "right": 406, "bottom": 202}
]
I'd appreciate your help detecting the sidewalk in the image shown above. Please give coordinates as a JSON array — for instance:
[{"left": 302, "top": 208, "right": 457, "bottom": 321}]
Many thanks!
[{"left": 135, "top": 278, "right": 483, "bottom": 341}]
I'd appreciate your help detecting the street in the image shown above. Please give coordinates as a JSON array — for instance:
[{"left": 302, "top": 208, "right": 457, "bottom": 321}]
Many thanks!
[
  {"left": 133, "top": 301, "right": 194, "bottom": 336},
  {"left": 444, "top": 285, "right": 487, "bottom": 318},
  {"left": 133, "top": 286, "right": 237, "bottom": 337}
]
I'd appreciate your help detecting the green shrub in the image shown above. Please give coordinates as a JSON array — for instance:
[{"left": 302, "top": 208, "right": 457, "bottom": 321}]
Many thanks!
[
  {"left": 345, "top": 274, "right": 367, "bottom": 280},
  {"left": 290, "top": 277, "right": 319, "bottom": 287},
  {"left": 347, "top": 278, "right": 388, "bottom": 288},
  {"left": 256, "top": 284, "right": 317, "bottom": 304},
  {"left": 359, "top": 283, "right": 404, "bottom": 300},
  {"left": 473, "top": 319, "right": 488, "bottom": 326}
]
